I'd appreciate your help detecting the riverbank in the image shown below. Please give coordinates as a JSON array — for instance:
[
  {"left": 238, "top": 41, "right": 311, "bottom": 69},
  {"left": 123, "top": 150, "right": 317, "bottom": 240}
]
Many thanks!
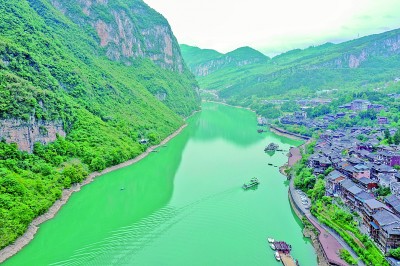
[
  {"left": 282, "top": 142, "right": 362, "bottom": 266},
  {"left": 268, "top": 124, "right": 310, "bottom": 141},
  {"left": 0, "top": 123, "right": 188, "bottom": 263}
]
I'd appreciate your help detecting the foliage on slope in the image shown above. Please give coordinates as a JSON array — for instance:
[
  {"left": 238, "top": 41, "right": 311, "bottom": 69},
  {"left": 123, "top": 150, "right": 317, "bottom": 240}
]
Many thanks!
[
  {"left": 0, "top": 0, "right": 200, "bottom": 249},
  {"left": 180, "top": 44, "right": 269, "bottom": 76},
  {"left": 183, "top": 28, "right": 400, "bottom": 102}
]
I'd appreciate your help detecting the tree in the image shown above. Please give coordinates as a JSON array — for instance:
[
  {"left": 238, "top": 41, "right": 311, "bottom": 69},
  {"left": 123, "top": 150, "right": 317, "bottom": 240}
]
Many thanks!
[
  {"left": 61, "top": 160, "right": 88, "bottom": 184},
  {"left": 383, "top": 128, "right": 390, "bottom": 139},
  {"left": 309, "top": 179, "right": 326, "bottom": 201},
  {"left": 324, "top": 166, "right": 334, "bottom": 176},
  {"left": 90, "top": 157, "right": 106, "bottom": 171},
  {"left": 375, "top": 186, "right": 391, "bottom": 197},
  {"left": 357, "top": 134, "right": 368, "bottom": 142},
  {"left": 389, "top": 247, "right": 400, "bottom": 259},
  {"left": 394, "top": 130, "right": 400, "bottom": 145},
  {"left": 339, "top": 249, "right": 358, "bottom": 265}
]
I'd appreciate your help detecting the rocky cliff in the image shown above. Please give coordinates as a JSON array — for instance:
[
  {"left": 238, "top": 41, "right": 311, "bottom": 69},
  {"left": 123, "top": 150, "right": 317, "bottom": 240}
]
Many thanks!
[
  {"left": 0, "top": 118, "right": 65, "bottom": 152},
  {"left": 0, "top": 0, "right": 200, "bottom": 153},
  {"left": 50, "top": 0, "right": 185, "bottom": 72}
]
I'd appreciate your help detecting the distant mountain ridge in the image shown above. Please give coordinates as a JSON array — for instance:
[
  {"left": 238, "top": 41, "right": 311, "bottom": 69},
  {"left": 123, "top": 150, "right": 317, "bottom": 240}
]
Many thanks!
[
  {"left": 181, "top": 28, "right": 400, "bottom": 101},
  {"left": 180, "top": 44, "right": 269, "bottom": 76}
]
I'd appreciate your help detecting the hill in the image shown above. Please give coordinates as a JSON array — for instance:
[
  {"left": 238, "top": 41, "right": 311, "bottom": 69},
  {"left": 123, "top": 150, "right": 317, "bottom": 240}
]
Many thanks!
[
  {"left": 0, "top": 0, "right": 200, "bottom": 250},
  {"left": 182, "top": 28, "right": 400, "bottom": 102},
  {"left": 180, "top": 44, "right": 269, "bottom": 76}
]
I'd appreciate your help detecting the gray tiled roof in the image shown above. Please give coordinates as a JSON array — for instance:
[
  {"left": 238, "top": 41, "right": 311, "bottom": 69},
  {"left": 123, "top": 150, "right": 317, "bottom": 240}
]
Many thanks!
[
  {"left": 326, "top": 170, "right": 345, "bottom": 181},
  {"left": 385, "top": 195, "right": 400, "bottom": 208},
  {"left": 364, "top": 199, "right": 387, "bottom": 210},
  {"left": 348, "top": 186, "right": 363, "bottom": 195},
  {"left": 340, "top": 179, "right": 356, "bottom": 190},
  {"left": 356, "top": 191, "right": 374, "bottom": 201},
  {"left": 354, "top": 164, "right": 369, "bottom": 171},
  {"left": 373, "top": 209, "right": 400, "bottom": 226},
  {"left": 359, "top": 177, "right": 374, "bottom": 185},
  {"left": 382, "top": 221, "right": 400, "bottom": 235}
]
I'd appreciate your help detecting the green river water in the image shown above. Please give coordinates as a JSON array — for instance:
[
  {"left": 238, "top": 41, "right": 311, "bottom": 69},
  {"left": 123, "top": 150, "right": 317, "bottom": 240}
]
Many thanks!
[{"left": 5, "top": 102, "right": 317, "bottom": 266}]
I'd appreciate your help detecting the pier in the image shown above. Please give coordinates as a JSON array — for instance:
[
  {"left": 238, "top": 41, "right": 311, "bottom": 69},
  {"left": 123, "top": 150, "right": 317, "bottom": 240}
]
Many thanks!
[{"left": 280, "top": 253, "right": 296, "bottom": 266}]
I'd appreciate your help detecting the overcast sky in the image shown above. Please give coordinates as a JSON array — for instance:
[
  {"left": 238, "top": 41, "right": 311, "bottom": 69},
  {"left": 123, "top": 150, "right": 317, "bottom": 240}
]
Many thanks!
[{"left": 143, "top": 0, "right": 400, "bottom": 57}]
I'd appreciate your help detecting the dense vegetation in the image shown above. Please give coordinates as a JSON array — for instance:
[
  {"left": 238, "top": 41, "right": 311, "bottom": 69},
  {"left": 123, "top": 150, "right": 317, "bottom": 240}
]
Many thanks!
[
  {"left": 180, "top": 44, "right": 269, "bottom": 77},
  {"left": 389, "top": 247, "right": 400, "bottom": 259},
  {"left": 182, "top": 28, "right": 400, "bottom": 107},
  {"left": 0, "top": 0, "right": 200, "bottom": 249},
  {"left": 339, "top": 249, "right": 358, "bottom": 265}
]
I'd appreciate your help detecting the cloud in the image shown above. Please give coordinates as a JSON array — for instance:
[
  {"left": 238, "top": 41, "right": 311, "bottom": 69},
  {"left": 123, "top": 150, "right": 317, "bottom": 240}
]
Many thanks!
[{"left": 144, "top": 0, "right": 400, "bottom": 56}]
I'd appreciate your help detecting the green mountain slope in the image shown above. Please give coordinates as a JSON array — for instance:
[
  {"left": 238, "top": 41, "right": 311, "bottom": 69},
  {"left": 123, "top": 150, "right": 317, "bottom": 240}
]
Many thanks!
[
  {"left": 182, "top": 28, "right": 400, "bottom": 102},
  {"left": 0, "top": 0, "right": 200, "bottom": 250},
  {"left": 180, "top": 44, "right": 269, "bottom": 77}
]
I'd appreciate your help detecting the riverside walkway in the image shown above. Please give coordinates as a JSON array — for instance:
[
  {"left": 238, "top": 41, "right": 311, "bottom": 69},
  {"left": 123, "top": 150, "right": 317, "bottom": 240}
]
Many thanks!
[{"left": 288, "top": 147, "right": 365, "bottom": 266}]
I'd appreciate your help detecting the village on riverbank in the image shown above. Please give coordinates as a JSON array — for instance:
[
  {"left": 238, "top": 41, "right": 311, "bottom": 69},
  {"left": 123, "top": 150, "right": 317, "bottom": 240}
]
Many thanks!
[{"left": 260, "top": 96, "right": 400, "bottom": 266}]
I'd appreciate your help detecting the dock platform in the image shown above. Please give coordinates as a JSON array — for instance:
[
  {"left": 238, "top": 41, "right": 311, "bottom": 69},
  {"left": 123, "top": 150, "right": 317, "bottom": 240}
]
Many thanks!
[{"left": 280, "top": 253, "right": 296, "bottom": 266}]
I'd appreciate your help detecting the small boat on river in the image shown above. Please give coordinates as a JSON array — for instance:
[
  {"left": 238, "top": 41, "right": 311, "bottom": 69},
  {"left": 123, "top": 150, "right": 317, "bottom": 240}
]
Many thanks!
[
  {"left": 270, "top": 243, "right": 276, "bottom": 250},
  {"left": 264, "top": 143, "right": 279, "bottom": 152},
  {"left": 242, "top": 177, "right": 259, "bottom": 190},
  {"left": 267, "top": 237, "right": 274, "bottom": 243},
  {"left": 275, "top": 251, "right": 281, "bottom": 261}
]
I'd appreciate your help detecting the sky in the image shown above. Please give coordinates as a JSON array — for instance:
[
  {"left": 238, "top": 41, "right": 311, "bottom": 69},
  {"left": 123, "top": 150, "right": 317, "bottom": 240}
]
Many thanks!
[{"left": 143, "top": 0, "right": 400, "bottom": 57}]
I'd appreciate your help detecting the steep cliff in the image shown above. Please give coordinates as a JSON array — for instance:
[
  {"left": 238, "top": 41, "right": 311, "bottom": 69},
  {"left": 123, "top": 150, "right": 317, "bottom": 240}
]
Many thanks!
[
  {"left": 0, "top": 0, "right": 200, "bottom": 250},
  {"left": 0, "top": 0, "right": 200, "bottom": 152},
  {"left": 0, "top": 118, "right": 65, "bottom": 152},
  {"left": 50, "top": 0, "right": 185, "bottom": 72},
  {"left": 182, "top": 28, "right": 400, "bottom": 100}
]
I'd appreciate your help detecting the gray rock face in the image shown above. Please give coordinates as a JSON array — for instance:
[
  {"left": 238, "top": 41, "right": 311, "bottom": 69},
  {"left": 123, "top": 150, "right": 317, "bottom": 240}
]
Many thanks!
[
  {"left": 0, "top": 117, "right": 65, "bottom": 152},
  {"left": 51, "top": 0, "right": 185, "bottom": 72}
]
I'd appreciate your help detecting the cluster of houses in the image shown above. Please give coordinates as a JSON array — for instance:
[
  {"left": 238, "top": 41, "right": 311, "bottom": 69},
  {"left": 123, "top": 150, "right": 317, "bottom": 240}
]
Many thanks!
[
  {"left": 262, "top": 98, "right": 332, "bottom": 107},
  {"left": 338, "top": 99, "right": 385, "bottom": 112},
  {"left": 280, "top": 99, "right": 389, "bottom": 129},
  {"left": 308, "top": 127, "right": 400, "bottom": 253},
  {"left": 280, "top": 111, "right": 352, "bottom": 130}
]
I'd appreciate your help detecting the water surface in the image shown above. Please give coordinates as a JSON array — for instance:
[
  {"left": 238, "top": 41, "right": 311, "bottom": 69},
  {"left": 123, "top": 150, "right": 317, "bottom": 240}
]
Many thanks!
[{"left": 5, "top": 102, "right": 317, "bottom": 265}]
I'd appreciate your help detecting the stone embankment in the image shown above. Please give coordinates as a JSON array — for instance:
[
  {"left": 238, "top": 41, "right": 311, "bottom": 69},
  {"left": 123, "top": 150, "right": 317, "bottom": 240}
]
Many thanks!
[{"left": 268, "top": 124, "right": 310, "bottom": 141}]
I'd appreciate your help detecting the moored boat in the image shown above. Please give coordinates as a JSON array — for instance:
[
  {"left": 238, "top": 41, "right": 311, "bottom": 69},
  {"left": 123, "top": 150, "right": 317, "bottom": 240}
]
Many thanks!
[
  {"left": 264, "top": 142, "right": 279, "bottom": 152},
  {"left": 275, "top": 251, "right": 281, "bottom": 261},
  {"left": 267, "top": 237, "right": 274, "bottom": 243},
  {"left": 270, "top": 243, "right": 276, "bottom": 250}
]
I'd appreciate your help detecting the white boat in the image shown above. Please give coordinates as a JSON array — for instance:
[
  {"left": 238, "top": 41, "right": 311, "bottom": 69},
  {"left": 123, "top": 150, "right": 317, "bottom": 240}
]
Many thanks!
[
  {"left": 275, "top": 251, "right": 281, "bottom": 261},
  {"left": 270, "top": 243, "right": 276, "bottom": 250},
  {"left": 267, "top": 237, "right": 275, "bottom": 243}
]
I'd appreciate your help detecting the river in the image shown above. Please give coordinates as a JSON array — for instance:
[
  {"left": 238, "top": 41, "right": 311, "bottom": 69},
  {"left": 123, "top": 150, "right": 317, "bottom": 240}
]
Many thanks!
[{"left": 4, "top": 102, "right": 317, "bottom": 265}]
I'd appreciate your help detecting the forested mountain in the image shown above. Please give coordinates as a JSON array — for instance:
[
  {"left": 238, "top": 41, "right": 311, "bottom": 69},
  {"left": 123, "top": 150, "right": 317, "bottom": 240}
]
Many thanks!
[
  {"left": 180, "top": 44, "right": 269, "bottom": 76},
  {"left": 0, "top": 0, "right": 200, "bottom": 249},
  {"left": 182, "top": 28, "right": 400, "bottom": 102}
]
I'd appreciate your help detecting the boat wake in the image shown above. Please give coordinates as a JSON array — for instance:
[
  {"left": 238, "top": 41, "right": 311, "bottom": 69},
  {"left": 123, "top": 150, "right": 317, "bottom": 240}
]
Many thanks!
[{"left": 49, "top": 188, "right": 237, "bottom": 266}]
